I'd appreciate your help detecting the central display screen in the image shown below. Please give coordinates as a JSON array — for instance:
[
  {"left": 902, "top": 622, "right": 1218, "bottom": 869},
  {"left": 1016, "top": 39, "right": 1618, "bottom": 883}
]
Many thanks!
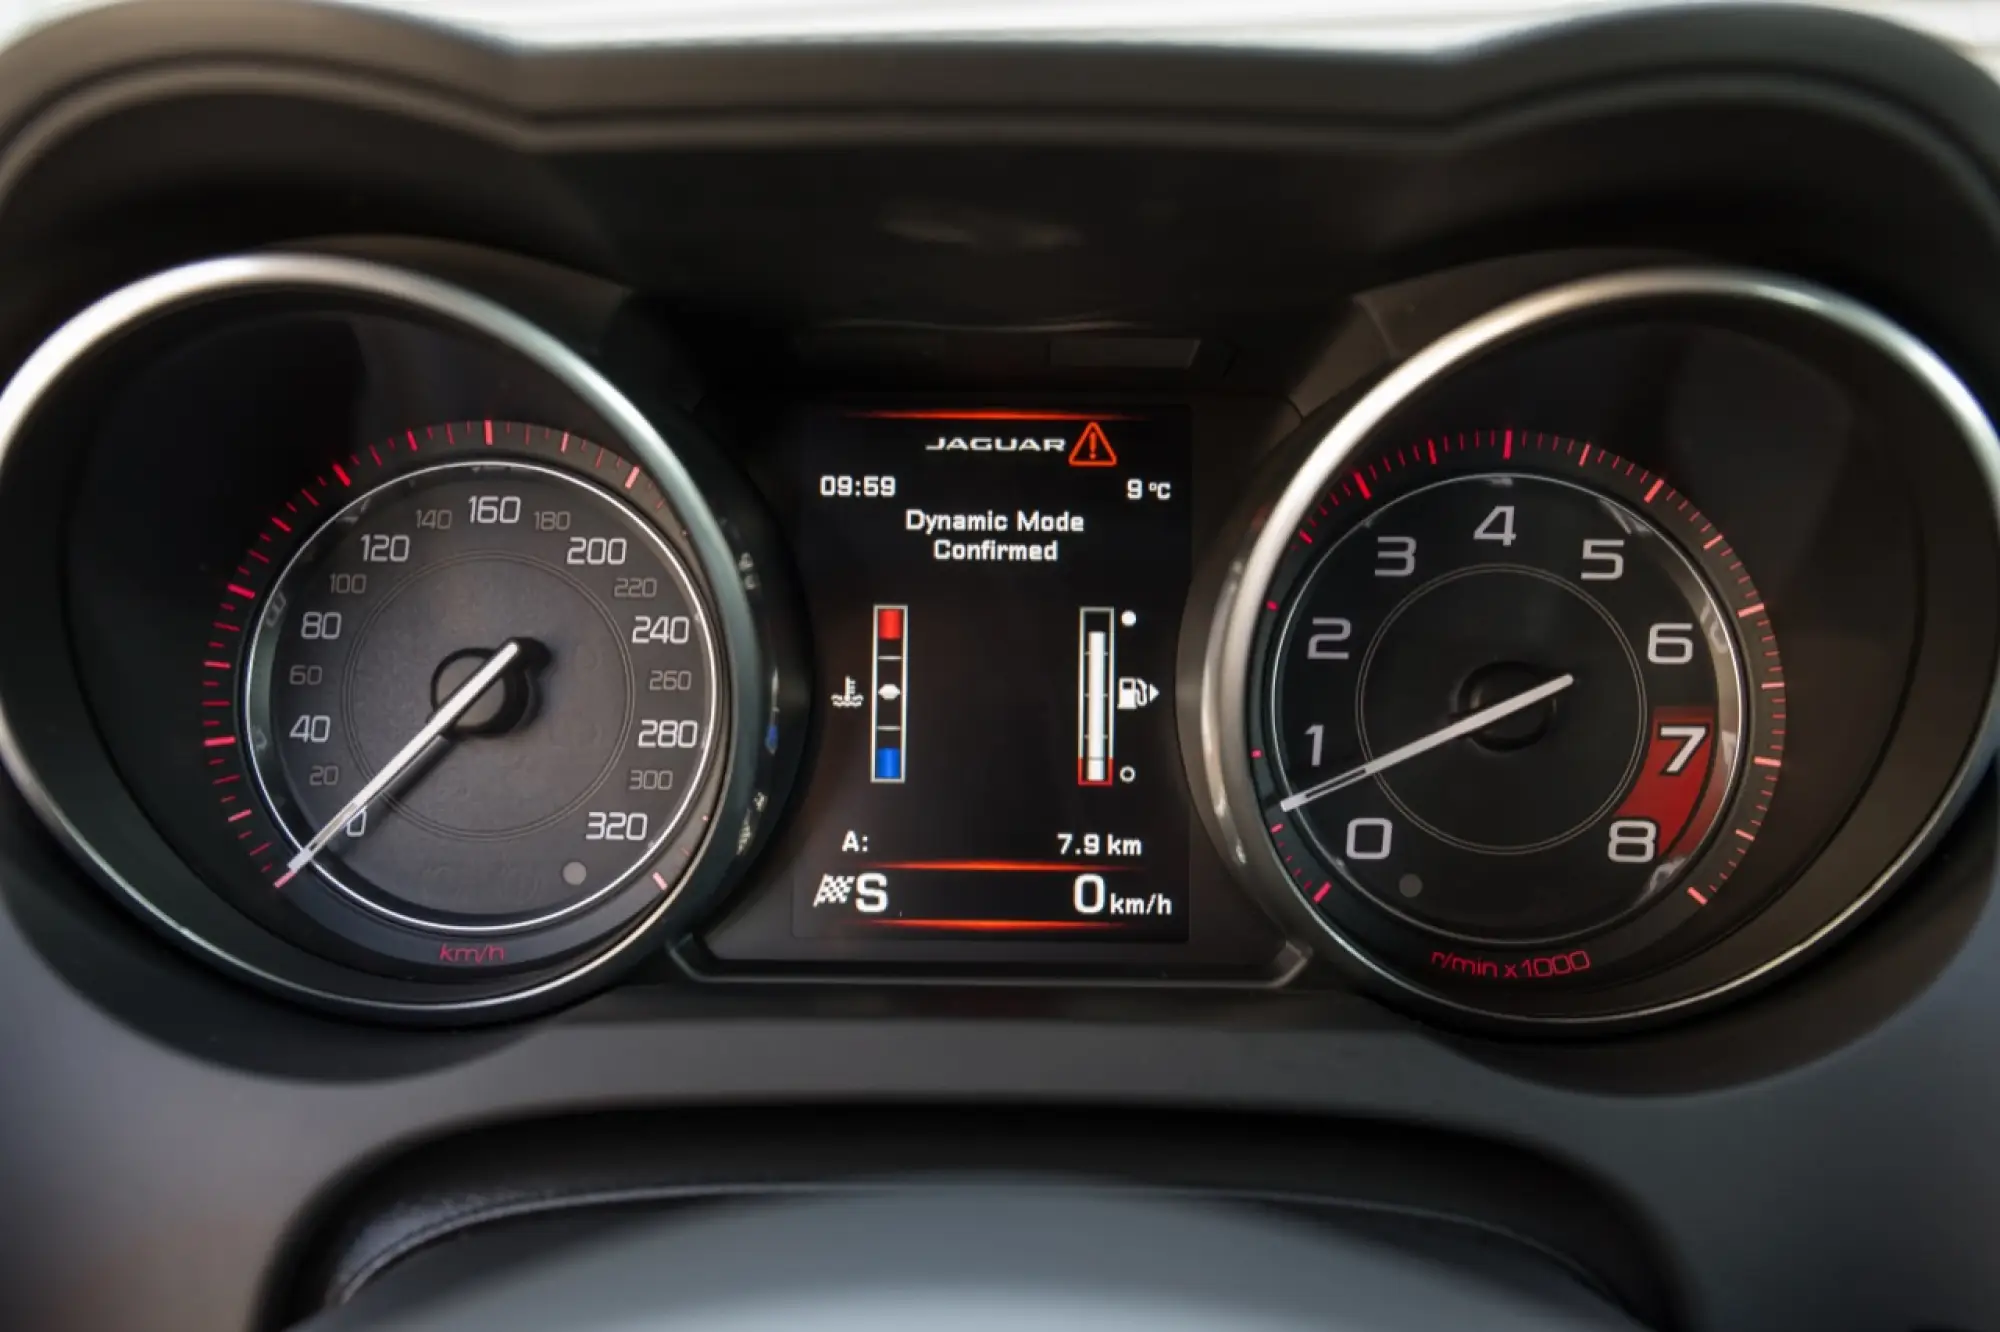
[{"left": 779, "top": 408, "right": 1192, "bottom": 941}]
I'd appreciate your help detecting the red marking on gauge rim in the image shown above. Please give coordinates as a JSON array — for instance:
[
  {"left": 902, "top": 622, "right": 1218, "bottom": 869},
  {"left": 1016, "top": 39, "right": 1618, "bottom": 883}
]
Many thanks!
[
  {"left": 202, "top": 660, "right": 231, "bottom": 670},
  {"left": 204, "top": 735, "right": 236, "bottom": 748},
  {"left": 625, "top": 464, "right": 641, "bottom": 490},
  {"left": 652, "top": 872, "right": 669, "bottom": 891},
  {"left": 1353, "top": 473, "right": 1372, "bottom": 500},
  {"left": 1313, "top": 882, "right": 1332, "bottom": 903},
  {"left": 1686, "top": 887, "right": 1710, "bottom": 905},
  {"left": 225, "top": 583, "right": 255, "bottom": 600},
  {"left": 1297, "top": 530, "right": 1313, "bottom": 544},
  {"left": 406, "top": 429, "right": 419, "bottom": 452},
  {"left": 227, "top": 809, "right": 251, "bottom": 823},
  {"left": 212, "top": 774, "right": 240, "bottom": 786},
  {"left": 332, "top": 463, "right": 352, "bottom": 487},
  {"left": 1502, "top": 430, "right": 1513, "bottom": 459},
  {"left": 484, "top": 418, "right": 494, "bottom": 445},
  {"left": 1644, "top": 478, "right": 1664, "bottom": 503},
  {"left": 271, "top": 516, "right": 291, "bottom": 534},
  {"left": 1735, "top": 829, "right": 1757, "bottom": 842},
  {"left": 1737, "top": 602, "right": 1766, "bottom": 617},
  {"left": 1754, "top": 756, "right": 1782, "bottom": 768}
]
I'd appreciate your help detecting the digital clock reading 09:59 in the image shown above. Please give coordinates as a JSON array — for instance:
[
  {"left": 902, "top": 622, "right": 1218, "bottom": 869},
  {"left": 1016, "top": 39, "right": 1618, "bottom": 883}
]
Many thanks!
[{"left": 819, "top": 474, "right": 898, "bottom": 498}]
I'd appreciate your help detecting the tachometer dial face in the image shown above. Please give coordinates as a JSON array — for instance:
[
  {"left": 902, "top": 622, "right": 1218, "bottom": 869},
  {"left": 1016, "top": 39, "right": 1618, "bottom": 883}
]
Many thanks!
[
  {"left": 1250, "top": 432, "right": 1783, "bottom": 988},
  {"left": 204, "top": 422, "right": 728, "bottom": 976}
]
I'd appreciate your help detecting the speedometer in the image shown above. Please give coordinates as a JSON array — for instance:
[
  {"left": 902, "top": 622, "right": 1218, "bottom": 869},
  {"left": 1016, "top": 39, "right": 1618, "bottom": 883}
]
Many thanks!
[
  {"left": 245, "top": 454, "right": 719, "bottom": 933},
  {"left": 204, "top": 420, "right": 729, "bottom": 978}
]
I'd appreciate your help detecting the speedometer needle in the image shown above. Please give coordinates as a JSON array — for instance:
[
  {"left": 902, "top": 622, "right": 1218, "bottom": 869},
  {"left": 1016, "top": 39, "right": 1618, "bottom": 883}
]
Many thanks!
[
  {"left": 276, "top": 639, "right": 527, "bottom": 887},
  {"left": 1276, "top": 673, "right": 1576, "bottom": 814}
]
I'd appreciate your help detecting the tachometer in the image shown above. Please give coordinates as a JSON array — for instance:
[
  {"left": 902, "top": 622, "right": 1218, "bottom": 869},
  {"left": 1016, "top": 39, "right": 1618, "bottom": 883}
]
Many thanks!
[{"left": 1245, "top": 433, "right": 1783, "bottom": 1001}]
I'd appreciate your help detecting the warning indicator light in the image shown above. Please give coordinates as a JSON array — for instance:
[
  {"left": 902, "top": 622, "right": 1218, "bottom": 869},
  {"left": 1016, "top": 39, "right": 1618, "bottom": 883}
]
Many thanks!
[{"left": 1068, "top": 421, "right": 1117, "bottom": 468}]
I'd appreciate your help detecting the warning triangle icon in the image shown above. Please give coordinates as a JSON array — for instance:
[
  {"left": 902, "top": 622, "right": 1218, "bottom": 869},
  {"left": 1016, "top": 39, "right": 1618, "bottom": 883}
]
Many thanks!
[{"left": 1068, "top": 421, "right": 1117, "bottom": 468}]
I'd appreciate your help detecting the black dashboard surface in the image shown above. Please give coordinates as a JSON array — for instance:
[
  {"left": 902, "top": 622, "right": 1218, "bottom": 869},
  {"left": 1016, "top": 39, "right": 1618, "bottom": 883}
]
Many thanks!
[{"left": 5, "top": 3, "right": 2000, "bottom": 1330}]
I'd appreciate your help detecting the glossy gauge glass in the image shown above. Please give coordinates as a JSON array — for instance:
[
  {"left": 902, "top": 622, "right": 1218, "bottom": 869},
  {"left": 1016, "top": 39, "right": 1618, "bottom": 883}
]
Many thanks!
[
  {"left": 1249, "top": 432, "right": 1784, "bottom": 985},
  {"left": 242, "top": 454, "right": 718, "bottom": 934}
]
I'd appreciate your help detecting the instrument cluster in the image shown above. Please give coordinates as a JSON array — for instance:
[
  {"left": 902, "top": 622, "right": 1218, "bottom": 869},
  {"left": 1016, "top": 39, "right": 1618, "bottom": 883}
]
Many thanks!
[{"left": 0, "top": 253, "right": 1993, "bottom": 1029}]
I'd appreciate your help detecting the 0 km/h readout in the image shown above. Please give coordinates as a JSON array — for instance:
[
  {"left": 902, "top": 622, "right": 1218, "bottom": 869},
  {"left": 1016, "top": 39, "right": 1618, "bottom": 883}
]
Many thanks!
[
  {"left": 1251, "top": 432, "right": 1784, "bottom": 989},
  {"left": 210, "top": 423, "right": 724, "bottom": 972}
]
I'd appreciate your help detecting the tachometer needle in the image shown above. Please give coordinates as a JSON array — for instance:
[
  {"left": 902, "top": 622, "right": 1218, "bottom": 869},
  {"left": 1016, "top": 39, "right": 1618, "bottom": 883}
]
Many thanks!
[
  {"left": 1276, "top": 672, "right": 1576, "bottom": 814},
  {"left": 276, "top": 639, "right": 526, "bottom": 886}
]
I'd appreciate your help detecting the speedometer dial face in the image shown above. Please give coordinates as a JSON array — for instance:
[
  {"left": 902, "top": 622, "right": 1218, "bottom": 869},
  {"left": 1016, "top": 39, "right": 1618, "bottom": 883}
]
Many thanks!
[
  {"left": 244, "top": 457, "right": 718, "bottom": 932},
  {"left": 203, "top": 421, "right": 729, "bottom": 977},
  {"left": 1250, "top": 432, "right": 1784, "bottom": 990}
]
